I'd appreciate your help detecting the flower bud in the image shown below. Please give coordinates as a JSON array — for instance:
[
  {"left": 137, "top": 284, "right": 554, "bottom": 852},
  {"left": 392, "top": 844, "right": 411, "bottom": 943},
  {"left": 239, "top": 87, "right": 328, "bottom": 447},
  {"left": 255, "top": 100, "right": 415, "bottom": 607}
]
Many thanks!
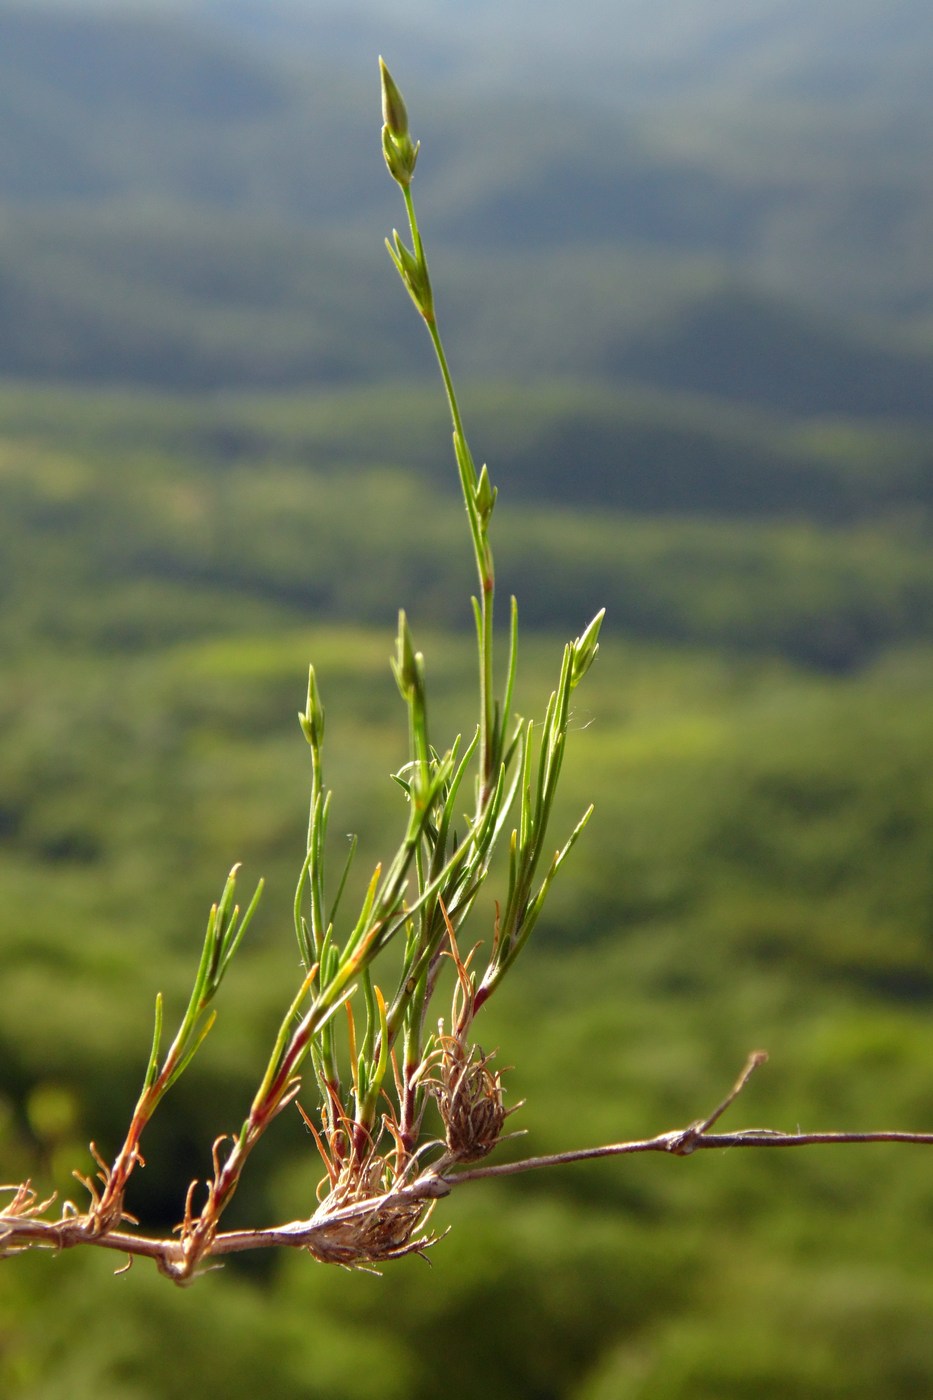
[
  {"left": 299, "top": 664, "right": 325, "bottom": 747},
  {"left": 474, "top": 463, "right": 497, "bottom": 524},
  {"left": 380, "top": 59, "right": 420, "bottom": 187},
  {"left": 392, "top": 610, "right": 424, "bottom": 702},
  {"left": 385, "top": 230, "right": 434, "bottom": 319},
  {"left": 380, "top": 58, "right": 409, "bottom": 139},
  {"left": 570, "top": 608, "right": 605, "bottom": 689}
]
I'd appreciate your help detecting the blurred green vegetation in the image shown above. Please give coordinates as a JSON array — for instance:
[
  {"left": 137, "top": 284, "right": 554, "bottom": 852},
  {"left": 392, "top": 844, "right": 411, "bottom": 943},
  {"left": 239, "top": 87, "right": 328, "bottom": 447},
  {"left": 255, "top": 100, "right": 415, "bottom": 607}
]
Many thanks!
[
  {"left": 1, "top": 383, "right": 933, "bottom": 1397},
  {"left": 1, "top": 382, "right": 931, "bottom": 672},
  {"left": 2, "top": 5, "right": 933, "bottom": 406}
]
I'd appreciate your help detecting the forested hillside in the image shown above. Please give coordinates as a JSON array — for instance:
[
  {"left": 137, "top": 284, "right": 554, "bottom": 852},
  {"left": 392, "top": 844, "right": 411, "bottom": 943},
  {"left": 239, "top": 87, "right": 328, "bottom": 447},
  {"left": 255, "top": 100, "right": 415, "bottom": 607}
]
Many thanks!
[
  {"left": 1, "top": 1, "right": 933, "bottom": 394},
  {"left": 1, "top": 383, "right": 931, "bottom": 671}
]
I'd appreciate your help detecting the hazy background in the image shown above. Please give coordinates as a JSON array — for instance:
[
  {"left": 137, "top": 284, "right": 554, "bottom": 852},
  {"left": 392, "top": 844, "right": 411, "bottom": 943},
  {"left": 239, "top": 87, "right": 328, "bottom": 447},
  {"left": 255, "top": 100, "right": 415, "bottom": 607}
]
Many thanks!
[{"left": 2, "top": 2, "right": 933, "bottom": 1396}]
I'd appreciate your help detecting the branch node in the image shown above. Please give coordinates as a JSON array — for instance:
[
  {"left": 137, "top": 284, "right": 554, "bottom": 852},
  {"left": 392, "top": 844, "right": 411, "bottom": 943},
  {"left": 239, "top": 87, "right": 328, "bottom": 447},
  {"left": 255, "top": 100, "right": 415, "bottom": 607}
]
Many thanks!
[{"left": 664, "top": 1051, "right": 770, "bottom": 1156}]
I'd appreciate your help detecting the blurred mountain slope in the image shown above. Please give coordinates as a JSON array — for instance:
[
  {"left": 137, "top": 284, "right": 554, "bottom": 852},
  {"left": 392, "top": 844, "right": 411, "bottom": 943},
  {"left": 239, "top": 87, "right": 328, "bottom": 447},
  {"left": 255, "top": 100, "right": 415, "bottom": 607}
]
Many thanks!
[{"left": 0, "top": 0, "right": 931, "bottom": 395}]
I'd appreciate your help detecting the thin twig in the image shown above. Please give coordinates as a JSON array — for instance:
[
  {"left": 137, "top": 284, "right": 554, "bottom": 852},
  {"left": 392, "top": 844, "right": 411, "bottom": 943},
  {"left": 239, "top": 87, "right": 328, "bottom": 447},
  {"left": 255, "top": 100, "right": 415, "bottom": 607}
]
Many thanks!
[
  {"left": 5, "top": 1127, "right": 933, "bottom": 1269},
  {"left": 5, "top": 1049, "right": 933, "bottom": 1275},
  {"left": 446, "top": 1125, "right": 933, "bottom": 1186}
]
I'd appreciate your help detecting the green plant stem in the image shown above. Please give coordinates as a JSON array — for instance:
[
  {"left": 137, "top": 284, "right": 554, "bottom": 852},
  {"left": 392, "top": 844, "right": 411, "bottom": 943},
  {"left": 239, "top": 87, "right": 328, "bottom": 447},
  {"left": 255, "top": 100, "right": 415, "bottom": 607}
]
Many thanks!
[{"left": 400, "top": 183, "right": 497, "bottom": 798}]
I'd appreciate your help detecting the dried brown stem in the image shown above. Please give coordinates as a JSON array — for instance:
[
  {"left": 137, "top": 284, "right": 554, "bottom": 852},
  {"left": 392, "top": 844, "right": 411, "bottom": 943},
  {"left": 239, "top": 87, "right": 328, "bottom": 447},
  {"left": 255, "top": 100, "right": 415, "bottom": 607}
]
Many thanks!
[{"left": 5, "top": 1053, "right": 933, "bottom": 1280}]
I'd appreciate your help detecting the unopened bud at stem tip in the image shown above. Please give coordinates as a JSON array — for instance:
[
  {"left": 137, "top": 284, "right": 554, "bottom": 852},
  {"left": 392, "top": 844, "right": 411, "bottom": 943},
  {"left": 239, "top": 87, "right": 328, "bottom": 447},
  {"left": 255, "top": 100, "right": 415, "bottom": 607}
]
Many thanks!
[{"left": 379, "top": 58, "right": 410, "bottom": 140}]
